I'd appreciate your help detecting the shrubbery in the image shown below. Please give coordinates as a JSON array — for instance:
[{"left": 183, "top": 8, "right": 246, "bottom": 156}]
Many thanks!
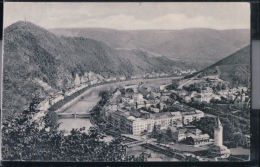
[{"left": 2, "top": 98, "right": 145, "bottom": 161}]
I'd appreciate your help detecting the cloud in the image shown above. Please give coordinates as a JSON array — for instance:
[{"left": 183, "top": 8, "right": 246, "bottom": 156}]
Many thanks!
[
  {"left": 3, "top": 2, "right": 250, "bottom": 30},
  {"left": 73, "top": 13, "right": 246, "bottom": 30}
]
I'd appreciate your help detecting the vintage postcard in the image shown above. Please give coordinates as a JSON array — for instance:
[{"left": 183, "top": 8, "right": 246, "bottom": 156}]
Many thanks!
[{"left": 1, "top": 2, "right": 250, "bottom": 162}]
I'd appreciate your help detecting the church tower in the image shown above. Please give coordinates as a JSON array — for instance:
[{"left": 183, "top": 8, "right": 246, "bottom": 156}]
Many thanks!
[
  {"left": 214, "top": 117, "right": 223, "bottom": 146},
  {"left": 209, "top": 116, "right": 230, "bottom": 158}
]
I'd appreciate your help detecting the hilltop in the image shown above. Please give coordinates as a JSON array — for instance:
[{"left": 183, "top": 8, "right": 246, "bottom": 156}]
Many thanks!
[{"left": 2, "top": 21, "right": 189, "bottom": 118}]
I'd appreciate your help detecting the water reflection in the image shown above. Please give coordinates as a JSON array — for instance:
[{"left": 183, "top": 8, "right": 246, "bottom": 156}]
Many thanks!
[
  {"left": 58, "top": 91, "right": 100, "bottom": 134},
  {"left": 58, "top": 118, "right": 93, "bottom": 134}
]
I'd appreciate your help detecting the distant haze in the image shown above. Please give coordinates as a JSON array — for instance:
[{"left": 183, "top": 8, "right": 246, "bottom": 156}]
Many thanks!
[{"left": 4, "top": 2, "right": 250, "bottom": 30}]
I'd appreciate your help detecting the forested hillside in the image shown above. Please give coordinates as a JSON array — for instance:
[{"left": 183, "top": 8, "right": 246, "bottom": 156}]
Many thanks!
[{"left": 3, "top": 21, "right": 188, "bottom": 118}]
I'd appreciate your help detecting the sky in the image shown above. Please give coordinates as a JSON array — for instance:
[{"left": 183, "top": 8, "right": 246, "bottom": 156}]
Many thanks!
[{"left": 4, "top": 2, "right": 250, "bottom": 30}]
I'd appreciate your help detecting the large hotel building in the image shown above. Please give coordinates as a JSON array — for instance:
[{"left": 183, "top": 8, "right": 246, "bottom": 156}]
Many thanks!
[{"left": 102, "top": 107, "right": 204, "bottom": 135}]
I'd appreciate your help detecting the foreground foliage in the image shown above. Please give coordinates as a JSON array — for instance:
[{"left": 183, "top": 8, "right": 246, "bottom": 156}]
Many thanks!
[{"left": 2, "top": 98, "right": 145, "bottom": 161}]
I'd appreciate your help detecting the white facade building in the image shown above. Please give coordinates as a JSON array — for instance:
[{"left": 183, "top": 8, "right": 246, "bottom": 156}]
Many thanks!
[{"left": 182, "top": 110, "right": 205, "bottom": 125}]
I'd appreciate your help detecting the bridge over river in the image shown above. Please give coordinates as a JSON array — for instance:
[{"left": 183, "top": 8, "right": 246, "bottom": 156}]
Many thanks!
[
  {"left": 57, "top": 112, "right": 91, "bottom": 119},
  {"left": 56, "top": 76, "right": 185, "bottom": 160},
  {"left": 57, "top": 76, "right": 181, "bottom": 134}
]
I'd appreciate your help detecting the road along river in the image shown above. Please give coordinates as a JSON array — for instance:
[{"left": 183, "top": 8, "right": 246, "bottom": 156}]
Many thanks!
[
  {"left": 58, "top": 76, "right": 181, "bottom": 134},
  {"left": 58, "top": 76, "right": 182, "bottom": 161}
]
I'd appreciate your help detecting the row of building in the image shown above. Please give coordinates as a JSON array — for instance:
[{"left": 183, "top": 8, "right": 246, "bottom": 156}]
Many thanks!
[
  {"left": 101, "top": 83, "right": 206, "bottom": 135},
  {"left": 36, "top": 74, "right": 129, "bottom": 111},
  {"left": 102, "top": 106, "right": 205, "bottom": 135},
  {"left": 177, "top": 78, "right": 249, "bottom": 104}
]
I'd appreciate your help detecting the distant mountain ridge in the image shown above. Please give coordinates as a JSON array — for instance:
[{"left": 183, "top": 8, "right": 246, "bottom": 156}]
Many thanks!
[
  {"left": 2, "top": 21, "right": 250, "bottom": 119},
  {"left": 51, "top": 27, "right": 250, "bottom": 68}
]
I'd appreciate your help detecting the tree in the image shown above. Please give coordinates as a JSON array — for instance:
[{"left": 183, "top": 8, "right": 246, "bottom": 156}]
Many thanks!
[
  {"left": 222, "top": 119, "right": 236, "bottom": 147},
  {"left": 2, "top": 98, "right": 64, "bottom": 160},
  {"left": 2, "top": 98, "right": 144, "bottom": 162},
  {"left": 222, "top": 84, "right": 227, "bottom": 90},
  {"left": 191, "top": 117, "right": 215, "bottom": 138},
  {"left": 156, "top": 103, "right": 160, "bottom": 110},
  {"left": 182, "top": 137, "right": 194, "bottom": 145},
  {"left": 166, "top": 127, "right": 173, "bottom": 140},
  {"left": 233, "top": 133, "right": 243, "bottom": 147},
  {"left": 134, "top": 152, "right": 148, "bottom": 161},
  {"left": 157, "top": 133, "right": 163, "bottom": 143},
  {"left": 151, "top": 125, "right": 159, "bottom": 138},
  {"left": 28, "top": 96, "right": 41, "bottom": 113},
  {"left": 44, "top": 110, "right": 59, "bottom": 129},
  {"left": 171, "top": 81, "right": 179, "bottom": 89}
]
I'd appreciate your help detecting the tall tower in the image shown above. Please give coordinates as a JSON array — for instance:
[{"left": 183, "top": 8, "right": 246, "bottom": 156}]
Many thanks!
[{"left": 214, "top": 117, "right": 223, "bottom": 146}]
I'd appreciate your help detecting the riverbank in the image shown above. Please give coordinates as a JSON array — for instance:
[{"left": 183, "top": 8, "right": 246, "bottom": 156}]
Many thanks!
[
  {"left": 56, "top": 77, "right": 178, "bottom": 137},
  {"left": 54, "top": 76, "right": 182, "bottom": 114}
]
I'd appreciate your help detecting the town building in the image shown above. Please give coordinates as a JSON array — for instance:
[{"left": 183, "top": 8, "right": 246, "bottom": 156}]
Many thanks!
[
  {"left": 173, "top": 128, "right": 187, "bottom": 142},
  {"left": 182, "top": 110, "right": 205, "bottom": 125},
  {"left": 185, "top": 128, "right": 210, "bottom": 146},
  {"left": 149, "top": 107, "right": 159, "bottom": 113},
  {"left": 105, "top": 109, "right": 184, "bottom": 135},
  {"left": 173, "top": 127, "right": 210, "bottom": 146},
  {"left": 134, "top": 93, "right": 144, "bottom": 104}
]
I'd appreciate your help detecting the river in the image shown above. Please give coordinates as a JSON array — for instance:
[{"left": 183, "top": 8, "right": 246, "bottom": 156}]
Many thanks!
[
  {"left": 58, "top": 90, "right": 100, "bottom": 134},
  {"left": 58, "top": 76, "right": 182, "bottom": 160},
  {"left": 58, "top": 76, "right": 181, "bottom": 134}
]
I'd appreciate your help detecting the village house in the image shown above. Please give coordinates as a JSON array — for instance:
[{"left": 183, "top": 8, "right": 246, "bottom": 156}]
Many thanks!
[
  {"left": 173, "top": 128, "right": 210, "bottom": 146},
  {"left": 182, "top": 110, "right": 205, "bottom": 125},
  {"left": 185, "top": 128, "right": 210, "bottom": 146}
]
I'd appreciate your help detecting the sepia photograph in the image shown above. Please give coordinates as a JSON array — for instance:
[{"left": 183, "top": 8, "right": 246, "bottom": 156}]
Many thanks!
[{"left": 1, "top": 2, "right": 250, "bottom": 162}]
